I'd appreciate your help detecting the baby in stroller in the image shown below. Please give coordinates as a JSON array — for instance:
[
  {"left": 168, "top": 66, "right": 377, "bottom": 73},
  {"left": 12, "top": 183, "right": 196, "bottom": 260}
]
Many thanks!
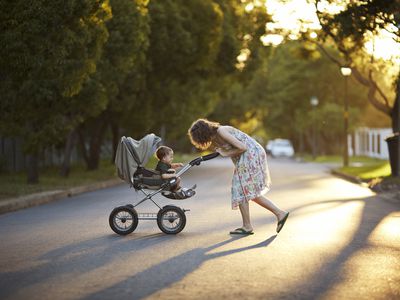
[{"left": 155, "top": 146, "right": 196, "bottom": 199}]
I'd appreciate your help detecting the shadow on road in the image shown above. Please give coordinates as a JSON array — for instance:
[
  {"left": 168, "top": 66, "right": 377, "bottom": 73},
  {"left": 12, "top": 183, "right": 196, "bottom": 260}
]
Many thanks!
[
  {"left": 1, "top": 191, "right": 398, "bottom": 299},
  {"left": 81, "top": 234, "right": 277, "bottom": 300},
  {"left": 0, "top": 228, "right": 276, "bottom": 300},
  {"left": 0, "top": 233, "right": 171, "bottom": 299},
  {"left": 279, "top": 194, "right": 399, "bottom": 298}
]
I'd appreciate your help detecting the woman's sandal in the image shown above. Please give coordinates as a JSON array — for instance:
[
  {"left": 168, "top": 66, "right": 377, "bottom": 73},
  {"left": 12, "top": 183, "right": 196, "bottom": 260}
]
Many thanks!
[
  {"left": 276, "top": 212, "right": 289, "bottom": 233},
  {"left": 229, "top": 228, "right": 254, "bottom": 235}
]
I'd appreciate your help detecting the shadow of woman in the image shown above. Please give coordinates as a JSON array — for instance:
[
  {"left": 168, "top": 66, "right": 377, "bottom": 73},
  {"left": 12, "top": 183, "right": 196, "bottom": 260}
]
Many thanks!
[{"left": 82, "top": 234, "right": 277, "bottom": 300}]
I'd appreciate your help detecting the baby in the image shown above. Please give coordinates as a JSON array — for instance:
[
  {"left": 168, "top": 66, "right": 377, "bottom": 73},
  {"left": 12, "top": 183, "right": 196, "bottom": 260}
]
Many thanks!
[{"left": 155, "top": 146, "right": 196, "bottom": 199}]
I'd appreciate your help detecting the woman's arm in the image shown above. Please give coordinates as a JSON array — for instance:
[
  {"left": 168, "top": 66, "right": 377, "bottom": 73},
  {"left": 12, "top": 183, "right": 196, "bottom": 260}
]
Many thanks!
[{"left": 216, "top": 126, "right": 247, "bottom": 157}]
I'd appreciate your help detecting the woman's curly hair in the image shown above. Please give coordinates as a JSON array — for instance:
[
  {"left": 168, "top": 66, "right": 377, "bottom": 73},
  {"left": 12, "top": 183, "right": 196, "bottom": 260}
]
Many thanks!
[{"left": 188, "top": 119, "right": 220, "bottom": 150}]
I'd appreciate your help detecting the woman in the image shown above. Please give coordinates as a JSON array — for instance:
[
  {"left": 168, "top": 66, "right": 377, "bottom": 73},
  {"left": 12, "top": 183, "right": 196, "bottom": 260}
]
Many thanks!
[{"left": 188, "top": 119, "right": 289, "bottom": 234}]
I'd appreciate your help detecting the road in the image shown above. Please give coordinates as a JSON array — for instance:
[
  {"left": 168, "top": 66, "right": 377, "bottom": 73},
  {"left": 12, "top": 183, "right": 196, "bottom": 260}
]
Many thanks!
[{"left": 0, "top": 157, "right": 399, "bottom": 299}]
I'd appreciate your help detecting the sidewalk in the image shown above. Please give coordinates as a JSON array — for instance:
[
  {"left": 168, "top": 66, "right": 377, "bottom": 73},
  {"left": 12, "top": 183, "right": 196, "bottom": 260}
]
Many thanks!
[
  {"left": 0, "top": 178, "right": 123, "bottom": 215},
  {"left": 330, "top": 167, "right": 400, "bottom": 204},
  {"left": 299, "top": 158, "right": 400, "bottom": 204}
]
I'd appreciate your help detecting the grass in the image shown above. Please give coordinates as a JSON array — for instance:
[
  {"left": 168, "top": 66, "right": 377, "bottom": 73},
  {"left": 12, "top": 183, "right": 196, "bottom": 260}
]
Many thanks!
[
  {"left": 300, "top": 154, "right": 391, "bottom": 180},
  {"left": 0, "top": 160, "right": 117, "bottom": 201},
  {"left": 0, "top": 152, "right": 198, "bottom": 201},
  {"left": 337, "top": 162, "right": 391, "bottom": 180},
  {"left": 301, "top": 155, "right": 343, "bottom": 163}
]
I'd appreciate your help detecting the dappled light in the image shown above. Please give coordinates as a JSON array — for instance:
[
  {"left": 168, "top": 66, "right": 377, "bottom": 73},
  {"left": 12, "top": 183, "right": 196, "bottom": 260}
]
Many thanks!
[{"left": 368, "top": 212, "right": 400, "bottom": 247}]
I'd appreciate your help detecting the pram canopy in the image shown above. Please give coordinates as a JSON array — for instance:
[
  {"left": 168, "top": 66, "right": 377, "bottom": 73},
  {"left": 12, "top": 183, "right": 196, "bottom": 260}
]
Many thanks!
[{"left": 115, "top": 134, "right": 162, "bottom": 185}]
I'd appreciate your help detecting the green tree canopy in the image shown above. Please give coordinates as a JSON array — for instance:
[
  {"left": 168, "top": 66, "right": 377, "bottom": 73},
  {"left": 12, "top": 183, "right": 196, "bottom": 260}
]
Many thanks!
[
  {"left": 145, "top": 0, "right": 225, "bottom": 142},
  {"left": 0, "top": 0, "right": 110, "bottom": 182},
  {"left": 0, "top": 0, "right": 110, "bottom": 150},
  {"left": 76, "top": 0, "right": 150, "bottom": 170}
]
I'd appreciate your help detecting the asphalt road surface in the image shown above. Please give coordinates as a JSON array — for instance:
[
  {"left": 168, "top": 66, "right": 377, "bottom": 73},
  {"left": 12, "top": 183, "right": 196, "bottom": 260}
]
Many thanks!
[{"left": 0, "top": 157, "right": 399, "bottom": 300}]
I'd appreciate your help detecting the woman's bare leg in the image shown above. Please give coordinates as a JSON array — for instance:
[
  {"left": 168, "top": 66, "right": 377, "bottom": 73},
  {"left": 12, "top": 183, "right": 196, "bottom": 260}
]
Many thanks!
[
  {"left": 252, "top": 195, "right": 287, "bottom": 221},
  {"left": 238, "top": 201, "right": 253, "bottom": 231}
]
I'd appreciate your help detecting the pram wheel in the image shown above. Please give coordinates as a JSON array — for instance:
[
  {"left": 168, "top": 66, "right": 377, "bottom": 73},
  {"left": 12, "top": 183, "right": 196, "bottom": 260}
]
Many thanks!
[
  {"left": 157, "top": 205, "right": 186, "bottom": 234},
  {"left": 109, "top": 206, "right": 139, "bottom": 235}
]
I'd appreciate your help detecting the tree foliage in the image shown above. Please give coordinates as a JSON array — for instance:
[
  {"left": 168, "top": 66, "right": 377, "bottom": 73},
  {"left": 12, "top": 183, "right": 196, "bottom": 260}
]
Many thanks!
[
  {"left": 76, "top": 0, "right": 150, "bottom": 170},
  {"left": 1, "top": 0, "right": 295, "bottom": 180},
  {"left": 0, "top": 0, "right": 110, "bottom": 152},
  {"left": 145, "top": 0, "right": 224, "bottom": 138},
  {"left": 314, "top": 0, "right": 400, "bottom": 131}
]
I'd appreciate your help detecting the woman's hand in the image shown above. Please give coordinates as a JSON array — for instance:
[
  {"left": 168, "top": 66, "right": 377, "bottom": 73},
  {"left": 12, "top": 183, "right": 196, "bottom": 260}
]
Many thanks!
[{"left": 216, "top": 147, "right": 229, "bottom": 157}]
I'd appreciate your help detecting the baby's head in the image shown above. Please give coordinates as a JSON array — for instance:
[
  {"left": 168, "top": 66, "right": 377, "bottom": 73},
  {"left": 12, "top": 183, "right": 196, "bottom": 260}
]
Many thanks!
[{"left": 156, "top": 146, "right": 174, "bottom": 164}]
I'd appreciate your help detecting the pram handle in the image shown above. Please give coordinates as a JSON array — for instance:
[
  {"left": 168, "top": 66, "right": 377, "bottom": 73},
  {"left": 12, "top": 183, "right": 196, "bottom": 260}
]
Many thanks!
[
  {"left": 202, "top": 152, "right": 220, "bottom": 161},
  {"left": 175, "top": 152, "right": 219, "bottom": 177},
  {"left": 189, "top": 152, "right": 220, "bottom": 166}
]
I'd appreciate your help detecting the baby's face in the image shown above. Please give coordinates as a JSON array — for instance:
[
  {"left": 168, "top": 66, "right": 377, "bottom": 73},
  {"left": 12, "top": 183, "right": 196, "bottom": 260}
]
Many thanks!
[{"left": 163, "top": 151, "right": 174, "bottom": 164}]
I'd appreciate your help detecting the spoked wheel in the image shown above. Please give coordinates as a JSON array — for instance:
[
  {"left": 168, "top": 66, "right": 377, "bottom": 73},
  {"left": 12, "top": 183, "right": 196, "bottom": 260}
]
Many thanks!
[
  {"left": 109, "top": 206, "right": 138, "bottom": 235},
  {"left": 157, "top": 205, "right": 186, "bottom": 234}
]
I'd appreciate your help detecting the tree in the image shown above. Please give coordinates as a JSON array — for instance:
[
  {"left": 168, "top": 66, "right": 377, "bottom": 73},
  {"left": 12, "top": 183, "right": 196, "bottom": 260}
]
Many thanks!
[
  {"left": 0, "top": 0, "right": 110, "bottom": 182},
  {"left": 76, "top": 0, "right": 150, "bottom": 170},
  {"left": 248, "top": 41, "right": 367, "bottom": 154},
  {"left": 209, "top": 0, "right": 272, "bottom": 131},
  {"left": 312, "top": 0, "right": 400, "bottom": 175},
  {"left": 145, "top": 0, "right": 225, "bottom": 144}
]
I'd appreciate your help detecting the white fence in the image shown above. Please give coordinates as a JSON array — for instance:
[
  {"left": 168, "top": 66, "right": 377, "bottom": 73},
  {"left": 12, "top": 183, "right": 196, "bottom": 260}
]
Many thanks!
[{"left": 351, "top": 127, "right": 392, "bottom": 159}]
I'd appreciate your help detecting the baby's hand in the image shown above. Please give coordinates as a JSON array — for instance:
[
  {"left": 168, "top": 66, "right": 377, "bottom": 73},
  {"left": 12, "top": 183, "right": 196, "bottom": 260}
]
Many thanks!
[{"left": 172, "top": 163, "right": 184, "bottom": 168}]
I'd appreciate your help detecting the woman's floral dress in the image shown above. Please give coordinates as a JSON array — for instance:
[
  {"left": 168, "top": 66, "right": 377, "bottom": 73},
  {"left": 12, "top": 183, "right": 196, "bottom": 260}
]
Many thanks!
[{"left": 215, "top": 126, "right": 272, "bottom": 210}]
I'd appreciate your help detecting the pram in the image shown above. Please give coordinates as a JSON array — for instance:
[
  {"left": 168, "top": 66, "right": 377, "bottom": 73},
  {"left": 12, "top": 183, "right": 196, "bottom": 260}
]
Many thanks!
[{"left": 109, "top": 134, "right": 219, "bottom": 235}]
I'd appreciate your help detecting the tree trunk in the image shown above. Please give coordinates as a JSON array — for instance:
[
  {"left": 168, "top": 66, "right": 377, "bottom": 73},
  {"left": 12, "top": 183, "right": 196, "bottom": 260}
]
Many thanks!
[
  {"left": 90, "top": 119, "right": 108, "bottom": 170},
  {"left": 111, "top": 121, "right": 119, "bottom": 163},
  {"left": 391, "top": 76, "right": 400, "bottom": 133},
  {"left": 304, "top": 131, "right": 314, "bottom": 156},
  {"left": 87, "top": 137, "right": 102, "bottom": 170},
  {"left": 60, "top": 129, "right": 77, "bottom": 177},
  {"left": 26, "top": 152, "right": 39, "bottom": 184},
  {"left": 78, "top": 117, "right": 108, "bottom": 171},
  {"left": 78, "top": 127, "right": 89, "bottom": 167},
  {"left": 388, "top": 75, "right": 400, "bottom": 177}
]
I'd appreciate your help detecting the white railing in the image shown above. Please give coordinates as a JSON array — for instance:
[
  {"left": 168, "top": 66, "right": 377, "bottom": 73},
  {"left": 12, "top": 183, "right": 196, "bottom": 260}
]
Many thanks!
[{"left": 351, "top": 127, "right": 392, "bottom": 159}]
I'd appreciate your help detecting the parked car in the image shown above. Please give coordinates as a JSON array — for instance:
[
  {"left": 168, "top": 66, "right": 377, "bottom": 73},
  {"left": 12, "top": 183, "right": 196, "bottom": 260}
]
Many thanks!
[
  {"left": 265, "top": 140, "right": 275, "bottom": 155},
  {"left": 266, "top": 139, "right": 294, "bottom": 157}
]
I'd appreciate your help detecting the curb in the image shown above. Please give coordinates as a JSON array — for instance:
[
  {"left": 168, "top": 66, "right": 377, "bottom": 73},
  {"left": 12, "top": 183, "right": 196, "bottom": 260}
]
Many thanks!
[
  {"left": 330, "top": 170, "right": 363, "bottom": 184},
  {"left": 0, "top": 178, "right": 123, "bottom": 215}
]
